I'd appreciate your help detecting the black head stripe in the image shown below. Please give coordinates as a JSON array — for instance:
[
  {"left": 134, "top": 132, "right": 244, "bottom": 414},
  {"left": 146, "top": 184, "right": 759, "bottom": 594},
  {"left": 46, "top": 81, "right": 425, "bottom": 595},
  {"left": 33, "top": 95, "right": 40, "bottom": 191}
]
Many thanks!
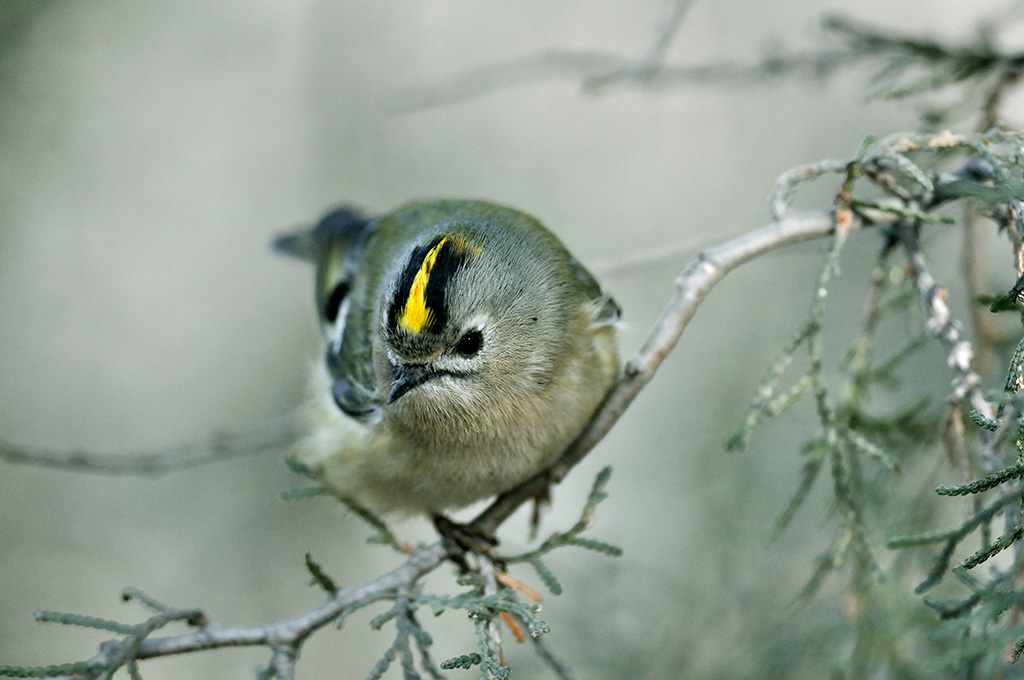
[{"left": 387, "top": 235, "right": 474, "bottom": 335}]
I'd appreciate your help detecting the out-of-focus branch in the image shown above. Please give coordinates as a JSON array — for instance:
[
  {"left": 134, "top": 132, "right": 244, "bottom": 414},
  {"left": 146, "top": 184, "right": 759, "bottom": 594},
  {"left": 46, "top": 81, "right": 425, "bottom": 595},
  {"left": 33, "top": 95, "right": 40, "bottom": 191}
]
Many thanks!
[
  {"left": 823, "top": 15, "right": 1024, "bottom": 94},
  {"left": 391, "top": 47, "right": 854, "bottom": 113},
  {"left": 586, "top": 0, "right": 696, "bottom": 88},
  {"left": 591, "top": 236, "right": 703, "bottom": 278},
  {"left": 393, "top": 12, "right": 1024, "bottom": 124},
  {"left": 0, "top": 416, "right": 299, "bottom": 475}
]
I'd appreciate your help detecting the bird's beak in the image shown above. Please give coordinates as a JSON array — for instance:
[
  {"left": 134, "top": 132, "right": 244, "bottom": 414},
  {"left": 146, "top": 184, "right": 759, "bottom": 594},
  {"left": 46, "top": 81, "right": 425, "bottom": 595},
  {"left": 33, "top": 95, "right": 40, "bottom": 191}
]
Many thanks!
[{"left": 387, "top": 363, "right": 436, "bottom": 404}]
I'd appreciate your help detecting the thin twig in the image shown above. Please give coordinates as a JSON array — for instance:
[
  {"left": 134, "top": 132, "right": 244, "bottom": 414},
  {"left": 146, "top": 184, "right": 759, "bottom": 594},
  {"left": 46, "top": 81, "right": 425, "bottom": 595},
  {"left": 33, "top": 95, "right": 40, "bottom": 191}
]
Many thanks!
[
  {"left": 585, "top": 0, "right": 696, "bottom": 89},
  {"left": 590, "top": 236, "right": 704, "bottom": 278},
  {"left": 0, "top": 415, "right": 300, "bottom": 475},
  {"left": 896, "top": 222, "right": 991, "bottom": 418},
  {"left": 392, "top": 14, "right": 1024, "bottom": 115},
  {"left": 530, "top": 634, "right": 577, "bottom": 680},
  {"left": 391, "top": 47, "right": 855, "bottom": 113},
  {"left": 46, "top": 544, "right": 447, "bottom": 674},
  {"left": 478, "top": 554, "right": 506, "bottom": 671}
]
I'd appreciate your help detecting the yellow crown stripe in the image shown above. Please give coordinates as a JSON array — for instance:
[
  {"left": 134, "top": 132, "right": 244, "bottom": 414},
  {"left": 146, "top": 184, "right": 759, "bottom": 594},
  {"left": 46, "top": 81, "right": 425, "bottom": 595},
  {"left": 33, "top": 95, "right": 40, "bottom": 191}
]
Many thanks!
[{"left": 398, "top": 237, "right": 450, "bottom": 334}]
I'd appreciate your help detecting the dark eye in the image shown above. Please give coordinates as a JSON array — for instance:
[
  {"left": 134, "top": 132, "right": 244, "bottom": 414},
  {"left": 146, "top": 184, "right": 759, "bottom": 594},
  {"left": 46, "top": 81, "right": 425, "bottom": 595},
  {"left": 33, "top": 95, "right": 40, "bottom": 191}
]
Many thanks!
[{"left": 454, "top": 329, "right": 483, "bottom": 357}]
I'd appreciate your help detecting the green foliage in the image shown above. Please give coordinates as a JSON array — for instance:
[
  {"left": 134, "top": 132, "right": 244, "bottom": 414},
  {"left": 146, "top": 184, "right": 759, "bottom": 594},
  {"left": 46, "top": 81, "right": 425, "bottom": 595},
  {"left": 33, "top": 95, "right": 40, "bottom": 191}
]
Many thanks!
[
  {"left": 935, "top": 463, "right": 1024, "bottom": 496},
  {"left": 428, "top": 468, "right": 620, "bottom": 678},
  {"left": 441, "top": 653, "right": 483, "bottom": 670},
  {"left": 820, "top": 15, "right": 1024, "bottom": 128},
  {"left": 734, "top": 125, "right": 1024, "bottom": 675},
  {"left": 304, "top": 552, "right": 340, "bottom": 596},
  {"left": 0, "top": 589, "right": 204, "bottom": 679},
  {"left": 888, "top": 491, "right": 1018, "bottom": 593},
  {"left": 364, "top": 589, "right": 444, "bottom": 680},
  {"left": 925, "top": 571, "right": 1024, "bottom": 676},
  {"left": 957, "top": 524, "right": 1024, "bottom": 572},
  {"left": 502, "top": 466, "right": 623, "bottom": 596}
]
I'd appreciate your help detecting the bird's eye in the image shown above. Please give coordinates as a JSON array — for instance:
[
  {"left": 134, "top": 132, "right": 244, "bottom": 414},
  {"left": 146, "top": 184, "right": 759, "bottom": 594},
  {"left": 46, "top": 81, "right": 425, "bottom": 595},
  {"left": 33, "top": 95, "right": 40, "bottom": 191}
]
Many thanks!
[{"left": 454, "top": 329, "right": 483, "bottom": 357}]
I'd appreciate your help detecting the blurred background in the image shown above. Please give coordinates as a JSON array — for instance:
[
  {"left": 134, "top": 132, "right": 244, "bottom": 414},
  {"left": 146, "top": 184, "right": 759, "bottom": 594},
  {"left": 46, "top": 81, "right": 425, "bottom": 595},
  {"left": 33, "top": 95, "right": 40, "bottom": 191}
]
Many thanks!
[{"left": 0, "top": 1, "right": 1019, "bottom": 677}]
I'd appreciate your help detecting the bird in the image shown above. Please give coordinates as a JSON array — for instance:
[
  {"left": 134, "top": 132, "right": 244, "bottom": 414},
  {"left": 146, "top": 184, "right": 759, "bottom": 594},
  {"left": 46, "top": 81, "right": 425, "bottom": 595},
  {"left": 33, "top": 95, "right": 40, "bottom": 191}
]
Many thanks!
[{"left": 274, "top": 198, "right": 620, "bottom": 520}]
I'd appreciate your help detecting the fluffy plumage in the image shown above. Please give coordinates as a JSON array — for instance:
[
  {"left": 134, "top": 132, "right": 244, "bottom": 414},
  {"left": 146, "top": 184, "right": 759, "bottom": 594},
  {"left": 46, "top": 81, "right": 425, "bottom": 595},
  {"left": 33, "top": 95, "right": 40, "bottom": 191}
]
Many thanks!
[{"left": 276, "top": 199, "right": 619, "bottom": 515}]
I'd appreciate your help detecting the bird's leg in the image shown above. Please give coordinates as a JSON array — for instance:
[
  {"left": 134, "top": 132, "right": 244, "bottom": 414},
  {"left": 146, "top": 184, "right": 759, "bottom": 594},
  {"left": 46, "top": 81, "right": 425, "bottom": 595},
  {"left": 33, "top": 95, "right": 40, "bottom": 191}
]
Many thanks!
[{"left": 529, "top": 482, "right": 553, "bottom": 541}]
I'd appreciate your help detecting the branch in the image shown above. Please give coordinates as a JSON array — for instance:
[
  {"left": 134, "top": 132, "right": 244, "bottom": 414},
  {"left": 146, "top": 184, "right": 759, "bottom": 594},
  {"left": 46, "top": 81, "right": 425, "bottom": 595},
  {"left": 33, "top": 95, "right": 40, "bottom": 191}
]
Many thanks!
[
  {"left": 0, "top": 416, "right": 299, "bottom": 475},
  {"left": 391, "top": 12, "right": 1024, "bottom": 126},
  {"left": 390, "top": 47, "right": 855, "bottom": 113},
  {"left": 13, "top": 545, "right": 449, "bottom": 680},
  {"left": 896, "top": 223, "right": 990, "bottom": 417},
  {"left": 585, "top": 0, "right": 696, "bottom": 88}
]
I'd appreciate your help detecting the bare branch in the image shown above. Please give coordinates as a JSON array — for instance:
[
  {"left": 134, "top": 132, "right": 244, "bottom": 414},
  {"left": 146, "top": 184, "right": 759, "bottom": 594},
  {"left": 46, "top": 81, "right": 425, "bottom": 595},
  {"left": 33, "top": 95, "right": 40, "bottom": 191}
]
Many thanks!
[
  {"left": 586, "top": 0, "right": 697, "bottom": 88},
  {"left": 0, "top": 415, "right": 300, "bottom": 476},
  {"left": 478, "top": 554, "right": 506, "bottom": 673},
  {"left": 390, "top": 47, "right": 852, "bottom": 113},
  {"left": 641, "top": 0, "right": 695, "bottom": 68},
  {"left": 895, "top": 223, "right": 991, "bottom": 418},
  {"left": 590, "top": 236, "right": 703, "bottom": 278},
  {"left": 31, "top": 544, "right": 448, "bottom": 678},
  {"left": 392, "top": 12, "right": 1024, "bottom": 126}
]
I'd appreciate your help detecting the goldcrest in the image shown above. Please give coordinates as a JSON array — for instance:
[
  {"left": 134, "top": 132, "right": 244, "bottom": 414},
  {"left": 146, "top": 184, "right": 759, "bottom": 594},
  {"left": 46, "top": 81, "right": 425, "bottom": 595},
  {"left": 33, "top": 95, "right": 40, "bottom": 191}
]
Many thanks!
[{"left": 275, "top": 199, "right": 620, "bottom": 516}]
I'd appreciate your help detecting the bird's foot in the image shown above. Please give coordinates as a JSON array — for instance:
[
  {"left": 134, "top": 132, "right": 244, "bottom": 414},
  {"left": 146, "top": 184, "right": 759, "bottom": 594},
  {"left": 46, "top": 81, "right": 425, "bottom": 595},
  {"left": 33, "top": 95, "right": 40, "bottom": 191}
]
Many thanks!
[{"left": 432, "top": 514, "right": 499, "bottom": 572}]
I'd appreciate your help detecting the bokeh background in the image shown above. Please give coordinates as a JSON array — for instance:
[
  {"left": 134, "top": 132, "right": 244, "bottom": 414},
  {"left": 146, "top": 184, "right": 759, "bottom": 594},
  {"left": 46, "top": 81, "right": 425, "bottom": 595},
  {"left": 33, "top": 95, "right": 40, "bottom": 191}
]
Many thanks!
[{"left": 0, "top": 1, "right": 1018, "bottom": 677}]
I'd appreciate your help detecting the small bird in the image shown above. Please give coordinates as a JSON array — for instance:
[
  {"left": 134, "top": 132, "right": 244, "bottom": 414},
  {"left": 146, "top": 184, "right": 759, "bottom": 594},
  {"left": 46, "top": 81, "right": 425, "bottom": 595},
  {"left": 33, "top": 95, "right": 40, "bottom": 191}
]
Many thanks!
[{"left": 275, "top": 199, "right": 620, "bottom": 518}]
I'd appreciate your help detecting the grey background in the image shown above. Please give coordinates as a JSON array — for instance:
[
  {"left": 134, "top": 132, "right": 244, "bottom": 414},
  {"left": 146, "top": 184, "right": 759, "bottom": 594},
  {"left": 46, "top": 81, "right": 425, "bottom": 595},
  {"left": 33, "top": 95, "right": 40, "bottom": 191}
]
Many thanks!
[{"left": 0, "top": 1, "right": 1017, "bottom": 678}]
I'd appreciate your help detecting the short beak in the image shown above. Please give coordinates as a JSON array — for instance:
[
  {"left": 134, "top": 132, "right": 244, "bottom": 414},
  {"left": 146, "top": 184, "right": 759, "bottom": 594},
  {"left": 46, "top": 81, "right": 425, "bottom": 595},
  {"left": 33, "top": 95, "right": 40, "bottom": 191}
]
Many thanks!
[{"left": 387, "top": 363, "right": 436, "bottom": 404}]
